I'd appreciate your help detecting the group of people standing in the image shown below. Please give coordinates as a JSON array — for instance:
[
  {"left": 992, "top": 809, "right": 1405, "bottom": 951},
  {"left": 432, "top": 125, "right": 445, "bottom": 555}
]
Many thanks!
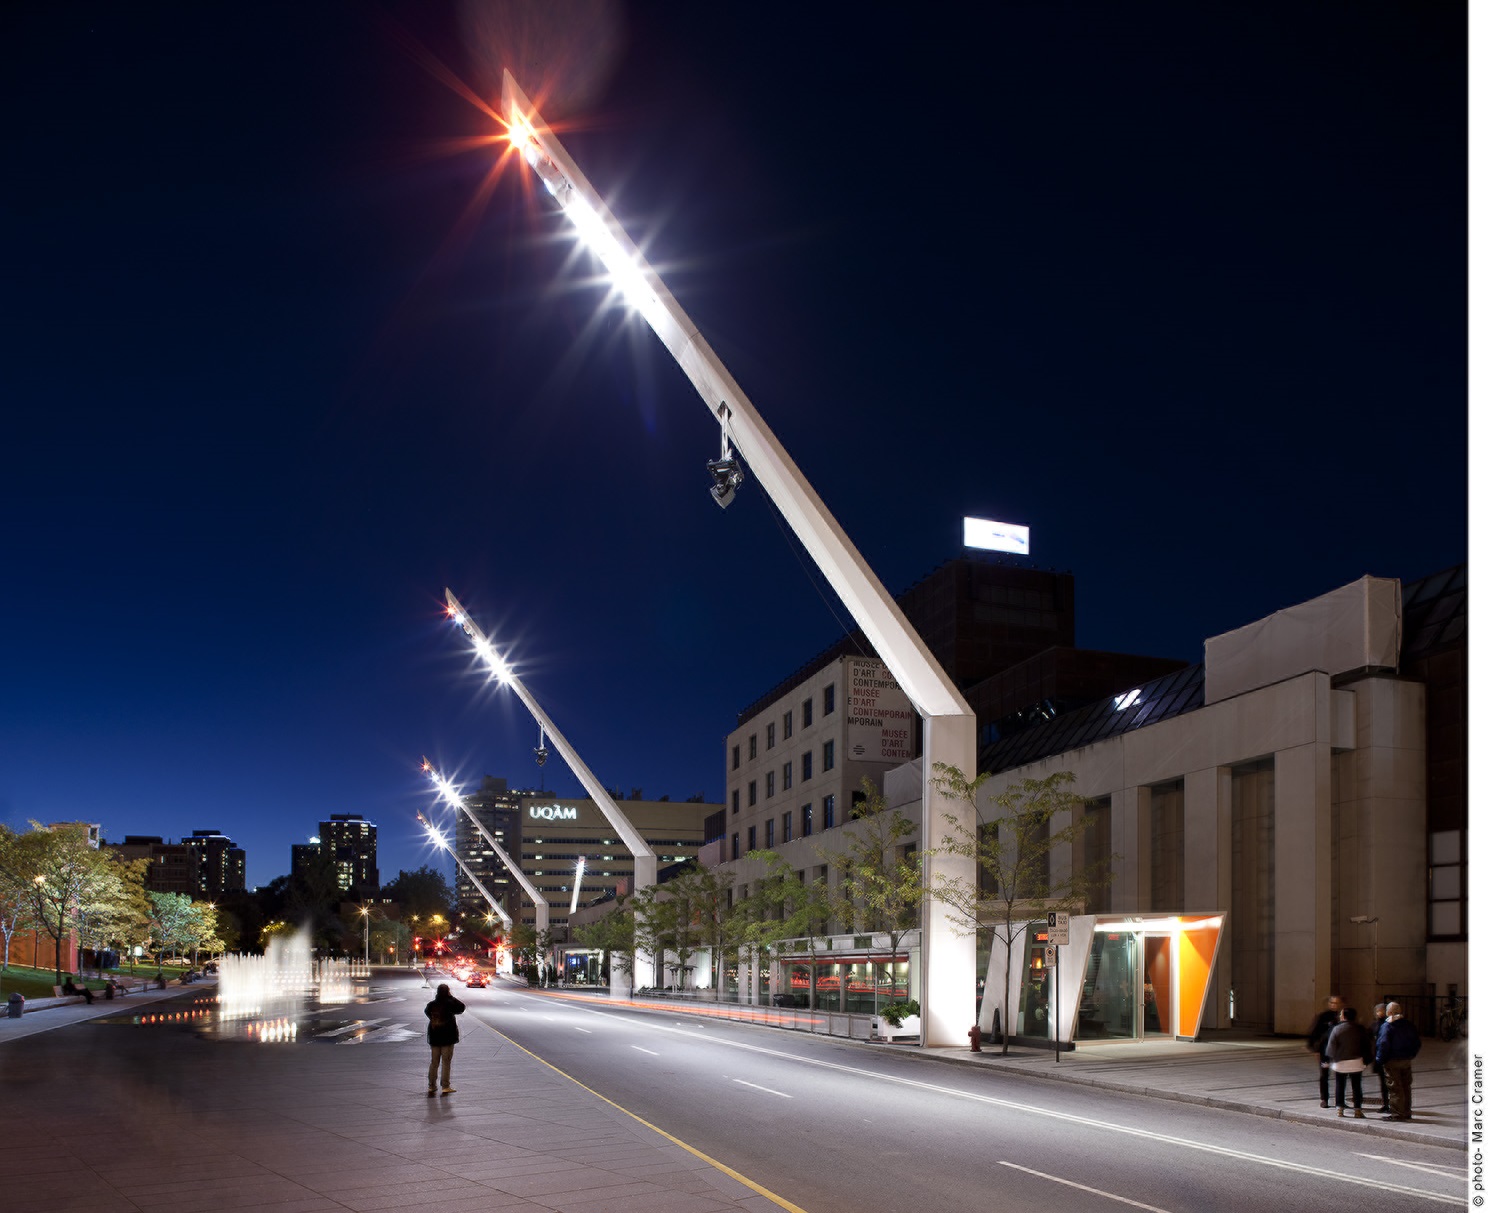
[{"left": 1307, "top": 995, "right": 1423, "bottom": 1120}]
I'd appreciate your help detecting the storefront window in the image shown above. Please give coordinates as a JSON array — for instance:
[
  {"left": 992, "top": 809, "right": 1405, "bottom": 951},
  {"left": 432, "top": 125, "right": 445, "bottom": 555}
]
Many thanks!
[
  {"left": 1019, "top": 926, "right": 1053, "bottom": 1038},
  {"left": 1078, "top": 930, "right": 1137, "bottom": 1040}
]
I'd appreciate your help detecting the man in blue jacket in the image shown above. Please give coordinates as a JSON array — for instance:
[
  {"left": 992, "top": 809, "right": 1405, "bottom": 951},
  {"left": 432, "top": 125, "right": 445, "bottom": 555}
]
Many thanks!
[{"left": 1375, "top": 1000, "right": 1422, "bottom": 1121}]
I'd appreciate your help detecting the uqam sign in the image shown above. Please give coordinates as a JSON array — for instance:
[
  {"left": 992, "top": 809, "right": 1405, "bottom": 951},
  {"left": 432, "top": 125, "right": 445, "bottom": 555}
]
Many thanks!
[
  {"left": 529, "top": 805, "right": 578, "bottom": 821},
  {"left": 846, "top": 657, "right": 916, "bottom": 762}
]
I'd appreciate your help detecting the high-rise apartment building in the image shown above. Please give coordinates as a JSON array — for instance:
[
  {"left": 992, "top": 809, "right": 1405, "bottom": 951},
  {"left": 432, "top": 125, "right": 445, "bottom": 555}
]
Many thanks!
[
  {"left": 319, "top": 814, "right": 379, "bottom": 896},
  {"left": 108, "top": 830, "right": 246, "bottom": 897},
  {"left": 453, "top": 775, "right": 527, "bottom": 915}
]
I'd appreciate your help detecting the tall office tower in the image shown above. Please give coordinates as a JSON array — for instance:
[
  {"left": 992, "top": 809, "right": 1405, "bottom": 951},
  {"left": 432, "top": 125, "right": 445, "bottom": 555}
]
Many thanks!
[
  {"left": 319, "top": 814, "right": 379, "bottom": 896},
  {"left": 454, "top": 776, "right": 525, "bottom": 914},
  {"left": 183, "top": 830, "right": 247, "bottom": 898}
]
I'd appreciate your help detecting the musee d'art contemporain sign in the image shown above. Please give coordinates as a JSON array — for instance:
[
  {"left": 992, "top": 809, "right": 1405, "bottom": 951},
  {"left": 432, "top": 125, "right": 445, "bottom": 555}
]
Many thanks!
[{"left": 846, "top": 657, "right": 916, "bottom": 762}]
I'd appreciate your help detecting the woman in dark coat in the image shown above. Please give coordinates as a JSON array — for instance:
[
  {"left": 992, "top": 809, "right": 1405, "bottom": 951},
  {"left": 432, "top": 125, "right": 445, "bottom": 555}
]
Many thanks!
[{"left": 424, "top": 983, "right": 466, "bottom": 1096}]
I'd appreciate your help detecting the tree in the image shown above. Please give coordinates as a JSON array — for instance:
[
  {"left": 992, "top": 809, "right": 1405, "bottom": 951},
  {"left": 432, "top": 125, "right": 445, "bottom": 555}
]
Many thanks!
[
  {"left": 929, "top": 766, "right": 1112, "bottom": 1054},
  {"left": 573, "top": 904, "right": 636, "bottom": 981},
  {"left": 16, "top": 822, "right": 138, "bottom": 982},
  {"left": 183, "top": 901, "right": 225, "bottom": 964},
  {"left": 147, "top": 892, "right": 200, "bottom": 961},
  {"left": 739, "top": 851, "right": 827, "bottom": 1003},
  {"left": 75, "top": 853, "right": 149, "bottom": 974},
  {"left": 380, "top": 867, "right": 452, "bottom": 920},
  {"left": 818, "top": 778, "right": 924, "bottom": 1016},
  {"left": 0, "top": 827, "right": 41, "bottom": 972}
]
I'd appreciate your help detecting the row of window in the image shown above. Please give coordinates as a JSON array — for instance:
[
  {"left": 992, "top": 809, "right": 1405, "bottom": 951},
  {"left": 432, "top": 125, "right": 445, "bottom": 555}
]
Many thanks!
[
  {"left": 730, "top": 796, "right": 839, "bottom": 859},
  {"left": 731, "top": 685, "right": 839, "bottom": 769},
  {"left": 731, "top": 741, "right": 837, "bottom": 812}
]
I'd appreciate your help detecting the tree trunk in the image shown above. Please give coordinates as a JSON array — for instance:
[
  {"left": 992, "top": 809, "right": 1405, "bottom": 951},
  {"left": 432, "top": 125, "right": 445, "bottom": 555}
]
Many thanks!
[{"left": 1000, "top": 936, "right": 1013, "bottom": 1056}]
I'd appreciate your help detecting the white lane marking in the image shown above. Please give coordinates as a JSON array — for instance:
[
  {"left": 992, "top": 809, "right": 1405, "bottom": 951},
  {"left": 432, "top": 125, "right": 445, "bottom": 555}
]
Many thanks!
[
  {"left": 732, "top": 1078, "right": 791, "bottom": 1099},
  {"left": 1355, "top": 1153, "right": 1468, "bottom": 1178},
  {"left": 996, "top": 1162, "right": 1173, "bottom": 1213},
  {"left": 613, "top": 1019, "right": 1463, "bottom": 1206},
  {"left": 632, "top": 1045, "right": 659, "bottom": 1056},
  {"left": 315, "top": 1018, "right": 388, "bottom": 1038},
  {"left": 573, "top": 1026, "right": 592, "bottom": 1033}
]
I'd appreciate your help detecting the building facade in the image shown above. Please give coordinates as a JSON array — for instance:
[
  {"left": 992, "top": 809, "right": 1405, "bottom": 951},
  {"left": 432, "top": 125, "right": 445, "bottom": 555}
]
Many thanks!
[
  {"left": 320, "top": 814, "right": 378, "bottom": 896},
  {"left": 453, "top": 776, "right": 527, "bottom": 915},
  {"left": 107, "top": 830, "right": 246, "bottom": 898}
]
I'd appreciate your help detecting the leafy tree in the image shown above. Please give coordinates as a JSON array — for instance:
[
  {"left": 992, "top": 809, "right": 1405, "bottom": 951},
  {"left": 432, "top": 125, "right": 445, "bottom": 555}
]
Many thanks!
[
  {"left": 75, "top": 853, "right": 149, "bottom": 974},
  {"left": 183, "top": 902, "right": 225, "bottom": 964},
  {"left": 0, "top": 827, "right": 41, "bottom": 972},
  {"left": 380, "top": 867, "right": 452, "bottom": 920},
  {"left": 147, "top": 892, "right": 200, "bottom": 960},
  {"left": 17, "top": 822, "right": 138, "bottom": 982},
  {"left": 740, "top": 851, "right": 827, "bottom": 1003},
  {"left": 573, "top": 904, "right": 636, "bottom": 980},
  {"left": 929, "top": 766, "right": 1111, "bottom": 1054},
  {"left": 817, "top": 778, "right": 924, "bottom": 1015}
]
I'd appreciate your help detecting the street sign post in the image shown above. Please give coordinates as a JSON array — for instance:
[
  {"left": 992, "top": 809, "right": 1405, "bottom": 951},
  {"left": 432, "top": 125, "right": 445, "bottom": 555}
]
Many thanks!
[{"left": 1045, "top": 913, "right": 1070, "bottom": 1062}]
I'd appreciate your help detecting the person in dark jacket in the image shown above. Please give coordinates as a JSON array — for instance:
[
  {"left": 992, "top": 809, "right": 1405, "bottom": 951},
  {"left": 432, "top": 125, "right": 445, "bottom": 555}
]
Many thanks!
[
  {"left": 1325, "top": 1006, "right": 1373, "bottom": 1117},
  {"left": 1371, "top": 1003, "right": 1390, "bottom": 1113},
  {"left": 1306, "top": 994, "right": 1344, "bottom": 1107},
  {"left": 1375, "top": 1001, "right": 1422, "bottom": 1120},
  {"left": 424, "top": 983, "right": 467, "bottom": 1096}
]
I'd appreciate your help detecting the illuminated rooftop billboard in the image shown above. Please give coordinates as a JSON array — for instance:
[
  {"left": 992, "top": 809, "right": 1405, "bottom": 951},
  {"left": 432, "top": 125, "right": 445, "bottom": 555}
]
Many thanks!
[{"left": 963, "top": 517, "right": 1030, "bottom": 555}]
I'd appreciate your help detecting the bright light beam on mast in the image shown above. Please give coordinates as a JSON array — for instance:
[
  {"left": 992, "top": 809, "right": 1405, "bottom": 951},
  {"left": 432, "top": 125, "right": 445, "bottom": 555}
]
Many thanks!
[
  {"left": 499, "top": 72, "right": 977, "bottom": 1046},
  {"left": 417, "top": 811, "right": 511, "bottom": 930},
  {"left": 421, "top": 757, "right": 546, "bottom": 942},
  {"left": 444, "top": 588, "right": 655, "bottom": 995}
]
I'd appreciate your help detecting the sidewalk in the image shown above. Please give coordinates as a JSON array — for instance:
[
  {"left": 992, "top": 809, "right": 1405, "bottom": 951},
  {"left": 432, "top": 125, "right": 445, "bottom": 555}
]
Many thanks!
[
  {"left": 543, "top": 989, "right": 1468, "bottom": 1151},
  {"left": 0, "top": 969, "right": 793, "bottom": 1213}
]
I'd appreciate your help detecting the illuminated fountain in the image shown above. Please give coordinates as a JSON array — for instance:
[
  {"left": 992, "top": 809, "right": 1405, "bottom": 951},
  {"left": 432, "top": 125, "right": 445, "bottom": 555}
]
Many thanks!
[
  {"left": 315, "top": 957, "right": 353, "bottom": 1004},
  {"left": 217, "top": 927, "right": 358, "bottom": 1019}
]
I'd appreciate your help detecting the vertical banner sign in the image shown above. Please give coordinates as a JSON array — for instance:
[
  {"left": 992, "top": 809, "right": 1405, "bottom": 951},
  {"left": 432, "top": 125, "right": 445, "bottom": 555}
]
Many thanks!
[{"left": 845, "top": 657, "right": 916, "bottom": 762}]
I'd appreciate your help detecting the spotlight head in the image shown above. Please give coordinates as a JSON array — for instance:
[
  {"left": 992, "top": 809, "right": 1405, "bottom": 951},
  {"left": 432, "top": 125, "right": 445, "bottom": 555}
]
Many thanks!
[
  {"left": 534, "top": 744, "right": 549, "bottom": 767},
  {"left": 708, "top": 457, "right": 744, "bottom": 509}
]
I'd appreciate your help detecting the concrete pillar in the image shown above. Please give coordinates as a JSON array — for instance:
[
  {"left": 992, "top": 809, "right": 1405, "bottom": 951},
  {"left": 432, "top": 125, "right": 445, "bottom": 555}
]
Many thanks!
[
  {"left": 920, "top": 712, "right": 977, "bottom": 1048},
  {"left": 1184, "top": 766, "right": 1232, "bottom": 1027},
  {"left": 1110, "top": 787, "right": 1151, "bottom": 911},
  {"left": 1273, "top": 742, "right": 1333, "bottom": 1033}
]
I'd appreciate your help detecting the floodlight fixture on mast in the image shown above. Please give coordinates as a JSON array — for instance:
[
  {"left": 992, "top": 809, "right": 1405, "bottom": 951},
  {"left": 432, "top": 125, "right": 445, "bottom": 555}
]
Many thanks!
[{"left": 499, "top": 71, "right": 978, "bottom": 1046}]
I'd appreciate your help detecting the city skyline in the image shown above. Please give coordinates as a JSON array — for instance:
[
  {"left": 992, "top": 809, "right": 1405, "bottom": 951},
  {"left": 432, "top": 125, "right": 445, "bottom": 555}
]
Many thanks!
[{"left": 2, "top": 3, "right": 1466, "bottom": 890}]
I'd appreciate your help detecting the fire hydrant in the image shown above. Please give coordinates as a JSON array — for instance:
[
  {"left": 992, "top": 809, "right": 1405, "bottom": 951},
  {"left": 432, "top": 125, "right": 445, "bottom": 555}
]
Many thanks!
[{"left": 968, "top": 1024, "right": 983, "bottom": 1052}]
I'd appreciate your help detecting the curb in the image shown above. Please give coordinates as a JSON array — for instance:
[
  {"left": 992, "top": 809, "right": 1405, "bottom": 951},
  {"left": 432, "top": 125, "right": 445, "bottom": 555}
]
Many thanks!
[{"left": 907, "top": 1048, "right": 1463, "bottom": 1151}]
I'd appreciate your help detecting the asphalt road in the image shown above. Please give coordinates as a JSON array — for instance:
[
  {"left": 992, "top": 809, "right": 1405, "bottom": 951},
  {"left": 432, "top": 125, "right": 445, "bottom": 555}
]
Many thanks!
[{"left": 467, "top": 984, "right": 1467, "bottom": 1213}]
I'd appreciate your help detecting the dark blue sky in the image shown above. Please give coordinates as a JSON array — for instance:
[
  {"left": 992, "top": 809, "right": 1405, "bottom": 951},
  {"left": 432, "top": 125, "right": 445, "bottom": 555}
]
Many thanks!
[{"left": 2, "top": 2, "right": 1466, "bottom": 889}]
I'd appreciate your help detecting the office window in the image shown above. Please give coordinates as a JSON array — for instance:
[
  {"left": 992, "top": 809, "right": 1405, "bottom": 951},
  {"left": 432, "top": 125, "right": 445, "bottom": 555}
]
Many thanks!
[
  {"left": 782, "top": 761, "right": 792, "bottom": 791},
  {"left": 822, "top": 795, "right": 836, "bottom": 829},
  {"left": 823, "top": 683, "right": 835, "bottom": 715},
  {"left": 732, "top": 744, "right": 740, "bottom": 770},
  {"left": 731, "top": 789, "right": 740, "bottom": 814},
  {"left": 783, "top": 710, "right": 793, "bottom": 740},
  {"left": 822, "top": 739, "right": 835, "bottom": 772},
  {"left": 766, "top": 819, "right": 775, "bottom": 847},
  {"left": 731, "top": 833, "right": 740, "bottom": 860},
  {"left": 782, "top": 811, "right": 793, "bottom": 842},
  {"left": 801, "top": 751, "right": 813, "bottom": 781},
  {"left": 767, "top": 723, "right": 776, "bottom": 749},
  {"left": 766, "top": 772, "right": 775, "bottom": 799},
  {"left": 748, "top": 825, "right": 757, "bottom": 850},
  {"left": 801, "top": 804, "right": 813, "bottom": 836},
  {"left": 749, "top": 735, "right": 757, "bottom": 760},
  {"left": 748, "top": 781, "right": 758, "bottom": 807},
  {"left": 802, "top": 698, "right": 813, "bottom": 728}
]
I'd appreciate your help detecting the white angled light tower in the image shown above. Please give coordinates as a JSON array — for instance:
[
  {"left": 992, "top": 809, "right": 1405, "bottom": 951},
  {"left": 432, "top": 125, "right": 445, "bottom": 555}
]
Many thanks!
[
  {"left": 422, "top": 758, "right": 546, "bottom": 955},
  {"left": 417, "top": 811, "right": 512, "bottom": 931},
  {"left": 499, "top": 71, "right": 978, "bottom": 1047},
  {"left": 444, "top": 588, "right": 656, "bottom": 997}
]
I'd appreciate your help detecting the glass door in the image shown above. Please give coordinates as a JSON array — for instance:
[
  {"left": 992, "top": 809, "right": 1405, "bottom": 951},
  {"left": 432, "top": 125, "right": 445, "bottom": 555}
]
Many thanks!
[
  {"left": 1143, "top": 935, "right": 1173, "bottom": 1036},
  {"left": 1077, "top": 930, "right": 1138, "bottom": 1040}
]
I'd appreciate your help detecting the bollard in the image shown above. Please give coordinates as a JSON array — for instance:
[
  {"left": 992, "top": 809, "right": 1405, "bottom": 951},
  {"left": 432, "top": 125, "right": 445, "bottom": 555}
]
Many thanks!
[{"left": 968, "top": 1024, "right": 983, "bottom": 1052}]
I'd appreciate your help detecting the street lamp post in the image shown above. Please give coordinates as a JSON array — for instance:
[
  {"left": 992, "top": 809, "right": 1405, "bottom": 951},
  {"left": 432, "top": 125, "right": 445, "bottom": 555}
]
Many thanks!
[
  {"left": 498, "top": 73, "right": 977, "bottom": 1045},
  {"left": 359, "top": 904, "right": 370, "bottom": 972}
]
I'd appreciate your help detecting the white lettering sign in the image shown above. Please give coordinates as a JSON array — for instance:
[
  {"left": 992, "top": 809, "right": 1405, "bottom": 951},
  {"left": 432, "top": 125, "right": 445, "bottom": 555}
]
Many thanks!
[
  {"left": 529, "top": 805, "right": 578, "bottom": 821},
  {"left": 845, "top": 657, "right": 916, "bottom": 763}
]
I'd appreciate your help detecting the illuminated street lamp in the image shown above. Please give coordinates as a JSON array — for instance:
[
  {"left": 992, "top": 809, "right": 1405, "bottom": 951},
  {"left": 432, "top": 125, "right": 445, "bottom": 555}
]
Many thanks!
[
  {"left": 358, "top": 903, "right": 371, "bottom": 971},
  {"left": 499, "top": 73, "right": 977, "bottom": 1044},
  {"left": 443, "top": 588, "right": 655, "bottom": 996}
]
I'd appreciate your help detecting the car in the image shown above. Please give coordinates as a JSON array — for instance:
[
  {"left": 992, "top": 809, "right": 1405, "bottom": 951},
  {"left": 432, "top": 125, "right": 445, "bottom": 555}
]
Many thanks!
[{"left": 465, "top": 972, "right": 489, "bottom": 988}]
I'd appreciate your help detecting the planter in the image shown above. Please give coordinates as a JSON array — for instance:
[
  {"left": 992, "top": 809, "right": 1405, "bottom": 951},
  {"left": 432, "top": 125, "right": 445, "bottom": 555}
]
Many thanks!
[{"left": 873, "top": 1015, "right": 921, "bottom": 1040}]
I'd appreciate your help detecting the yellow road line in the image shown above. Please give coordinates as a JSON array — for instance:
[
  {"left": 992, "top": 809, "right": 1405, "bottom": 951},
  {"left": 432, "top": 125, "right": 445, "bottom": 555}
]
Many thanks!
[{"left": 471, "top": 1016, "right": 808, "bottom": 1213}]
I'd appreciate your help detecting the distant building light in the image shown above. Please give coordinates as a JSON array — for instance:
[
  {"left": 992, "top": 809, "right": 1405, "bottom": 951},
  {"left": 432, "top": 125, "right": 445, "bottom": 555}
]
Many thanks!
[{"left": 963, "top": 517, "right": 1030, "bottom": 555}]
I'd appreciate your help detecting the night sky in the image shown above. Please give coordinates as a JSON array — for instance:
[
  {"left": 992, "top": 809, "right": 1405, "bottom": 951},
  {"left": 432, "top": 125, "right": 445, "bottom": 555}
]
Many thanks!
[{"left": 2, "top": 2, "right": 1467, "bottom": 890}]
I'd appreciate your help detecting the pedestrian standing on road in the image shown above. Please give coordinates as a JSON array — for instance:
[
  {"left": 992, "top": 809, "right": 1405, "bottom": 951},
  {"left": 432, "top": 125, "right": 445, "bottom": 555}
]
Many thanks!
[
  {"left": 1306, "top": 994, "right": 1344, "bottom": 1107},
  {"left": 1375, "top": 1001, "right": 1422, "bottom": 1121},
  {"left": 424, "top": 982, "right": 466, "bottom": 1097},
  {"left": 1371, "top": 1003, "right": 1391, "bottom": 1113},
  {"left": 1325, "top": 1006, "right": 1373, "bottom": 1118}
]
